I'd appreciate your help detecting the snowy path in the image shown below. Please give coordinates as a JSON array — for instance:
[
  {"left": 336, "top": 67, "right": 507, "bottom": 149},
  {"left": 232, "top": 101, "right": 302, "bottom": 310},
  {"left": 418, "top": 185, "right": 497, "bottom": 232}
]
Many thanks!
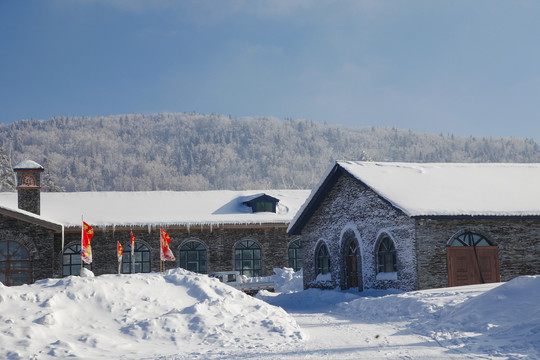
[{"left": 187, "top": 309, "right": 479, "bottom": 360}]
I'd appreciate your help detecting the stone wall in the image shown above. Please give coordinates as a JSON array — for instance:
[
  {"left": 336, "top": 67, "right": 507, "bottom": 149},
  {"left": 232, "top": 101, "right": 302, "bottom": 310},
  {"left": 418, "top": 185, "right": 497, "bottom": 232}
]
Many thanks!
[
  {"left": 0, "top": 214, "right": 56, "bottom": 283},
  {"left": 54, "top": 226, "right": 295, "bottom": 278},
  {"left": 415, "top": 218, "right": 540, "bottom": 289},
  {"left": 300, "top": 173, "right": 418, "bottom": 291}
]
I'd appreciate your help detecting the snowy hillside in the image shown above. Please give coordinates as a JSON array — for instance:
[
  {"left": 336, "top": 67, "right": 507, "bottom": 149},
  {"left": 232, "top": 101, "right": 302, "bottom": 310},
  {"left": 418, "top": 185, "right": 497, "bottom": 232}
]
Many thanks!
[{"left": 1, "top": 269, "right": 539, "bottom": 359}]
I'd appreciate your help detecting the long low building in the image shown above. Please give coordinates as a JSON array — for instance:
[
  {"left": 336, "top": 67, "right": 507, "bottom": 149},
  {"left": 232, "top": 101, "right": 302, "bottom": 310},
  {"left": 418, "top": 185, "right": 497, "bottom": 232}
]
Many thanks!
[{"left": 0, "top": 160, "right": 309, "bottom": 286}]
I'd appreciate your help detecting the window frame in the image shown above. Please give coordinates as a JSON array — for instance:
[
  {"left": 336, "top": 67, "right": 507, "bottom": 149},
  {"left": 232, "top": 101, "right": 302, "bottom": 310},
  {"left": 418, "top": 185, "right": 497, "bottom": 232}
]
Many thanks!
[
  {"left": 62, "top": 243, "right": 92, "bottom": 277},
  {"left": 448, "top": 231, "right": 493, "bottom": 247},
  {"left": 376, "top": 236, "right": 397, "bottom": 274},
  {"left": 0, "top": 240, "right": 31, "bottom": 286},
  {"left": 288, "top": 239, "right": 303, "bottom": 272},
  {"left": 121, "top": 242, "right": 151, "bottom": 274},
  {"left": 179, "top": 240, "right": 207, "bottom": 274},
  {"left": 316, "top": 242, "right": 331, "bottom": 275},
  {"left": 234, "top": 240, "right": 262, "bottom": 277}
]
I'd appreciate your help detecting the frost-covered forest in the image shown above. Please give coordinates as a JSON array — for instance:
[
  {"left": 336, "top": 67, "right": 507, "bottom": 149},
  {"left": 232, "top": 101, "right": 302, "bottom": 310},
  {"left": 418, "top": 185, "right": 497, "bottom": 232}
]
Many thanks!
[{"left": 1, "top": 113, "right": 539, "bottom": 192}]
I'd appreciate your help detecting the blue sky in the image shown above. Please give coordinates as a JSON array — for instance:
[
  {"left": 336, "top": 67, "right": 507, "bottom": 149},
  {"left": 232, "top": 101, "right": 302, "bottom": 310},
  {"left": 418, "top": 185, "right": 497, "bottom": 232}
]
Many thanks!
[{"left": 1, "top": 0, "right": 539, "bottom": 140}]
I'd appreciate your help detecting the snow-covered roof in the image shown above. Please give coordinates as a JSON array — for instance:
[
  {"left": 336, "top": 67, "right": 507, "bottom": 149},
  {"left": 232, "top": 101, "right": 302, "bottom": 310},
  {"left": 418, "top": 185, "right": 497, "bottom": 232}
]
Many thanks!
[
  {"left": 338, "top": 161, "right": 540, "bottom": 217},
  {"left": 12, "top": 160, "right": 44, "bottom": 171},
  {"left": 289, "top": 161, "right": 540, "bottom": 234},
  {"left": 0, "top": 190, "right": 310, "bottom": 229},
  {"left": 0, "top": 204, "right": 63, "bottom": 231}
]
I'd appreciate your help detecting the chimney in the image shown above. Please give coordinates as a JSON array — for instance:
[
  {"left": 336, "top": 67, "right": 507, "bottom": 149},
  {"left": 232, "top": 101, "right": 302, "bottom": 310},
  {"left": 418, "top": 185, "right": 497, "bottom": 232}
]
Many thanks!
[{"left": 13, "top": 160, "right": 44, "bottom": 215}]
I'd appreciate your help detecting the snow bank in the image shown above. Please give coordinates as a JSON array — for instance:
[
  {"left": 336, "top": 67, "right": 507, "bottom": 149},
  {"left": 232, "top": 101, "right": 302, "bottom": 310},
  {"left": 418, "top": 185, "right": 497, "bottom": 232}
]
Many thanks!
[
  {"left": 327, "top": 277, "right": 540, "bottom": 358},
  {"left": 0, "top": 269, "right": 303, "bottom": 359},
  {"left": 434, "top": 276, "right": 540, "bottom": 356},
  {"left": 248, "top": 268, "right": 304, "bottom": 293}
]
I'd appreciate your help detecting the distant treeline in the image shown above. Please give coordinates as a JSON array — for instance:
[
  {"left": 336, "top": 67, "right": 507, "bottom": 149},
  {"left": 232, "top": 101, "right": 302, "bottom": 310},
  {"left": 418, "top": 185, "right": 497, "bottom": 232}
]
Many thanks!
[{"left": 0, "top": 113, "right": 538, "bottom": 192}]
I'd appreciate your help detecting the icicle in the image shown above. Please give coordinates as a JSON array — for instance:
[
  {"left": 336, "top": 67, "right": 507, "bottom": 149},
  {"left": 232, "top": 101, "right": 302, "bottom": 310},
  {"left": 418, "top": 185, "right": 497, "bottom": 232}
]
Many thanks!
[{"left": 148, "top": 224, "right": 152, "bottom": 234}]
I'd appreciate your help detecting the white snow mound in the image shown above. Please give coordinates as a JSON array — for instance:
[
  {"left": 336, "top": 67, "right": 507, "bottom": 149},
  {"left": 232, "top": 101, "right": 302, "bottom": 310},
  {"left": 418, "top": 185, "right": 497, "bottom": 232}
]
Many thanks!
[{"left": 0, "top": 269, "right": 303, "bottom": 359}]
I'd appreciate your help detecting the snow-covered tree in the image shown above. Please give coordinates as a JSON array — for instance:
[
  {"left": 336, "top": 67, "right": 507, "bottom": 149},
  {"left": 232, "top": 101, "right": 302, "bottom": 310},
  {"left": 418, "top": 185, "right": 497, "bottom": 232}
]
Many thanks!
[{"left": 0, "top": 146, "right": 15, "bottom": 192}]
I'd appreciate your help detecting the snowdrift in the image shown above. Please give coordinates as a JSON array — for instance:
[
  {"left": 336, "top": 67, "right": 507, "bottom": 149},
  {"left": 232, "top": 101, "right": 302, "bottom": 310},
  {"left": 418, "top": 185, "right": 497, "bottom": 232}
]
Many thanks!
[
  {"left": 328, "top": 276, "right": 540, "bottom": 358},
  {"left": 0, "top": 269, "right": 303, "bottom": 359}
]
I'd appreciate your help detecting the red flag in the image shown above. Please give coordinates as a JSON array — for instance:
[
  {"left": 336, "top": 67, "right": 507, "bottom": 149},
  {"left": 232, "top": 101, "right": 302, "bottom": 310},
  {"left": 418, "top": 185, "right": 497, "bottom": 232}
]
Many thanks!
[
  {"left": 130, "top": 230, "right": 135, "bottom": 248},
  {"left": 117, "top": 241, "right": 123, "bottom": 262},
  {"left": 81, "top": 221, "right": 94, "bottom": 264},
  {"left": 160, "top": 227, "right": 175, "bottom": 261}
]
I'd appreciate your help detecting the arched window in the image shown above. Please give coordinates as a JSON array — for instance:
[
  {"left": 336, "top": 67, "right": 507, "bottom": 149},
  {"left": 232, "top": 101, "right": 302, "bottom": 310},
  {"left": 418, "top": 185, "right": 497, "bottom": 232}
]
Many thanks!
[
  {"left": 448, "top": 232, "right": 493, "bottom": 247},
  {"left": 377, "top": 236, "right": 397, "bottom": 273},
  {"left": 179, "top": 241, "right": 207, "bottom": 274},
  {"left": 234, "top": 240, "right": 261, "bottom": 277},
  {"left": 316, "top": 243, "right": 330, "bottom": 275},
  {"left": 0, "top": 240, "right": 30, "bottom": 286},
  {"left": 288, "top": 239, "right": 303, "bottom": 272},
  {"left": 63, "top": 244, "right": 91, "bottom": 277},
  {"left": 121, "top": 243, "right": 151, "bottom": 273}
]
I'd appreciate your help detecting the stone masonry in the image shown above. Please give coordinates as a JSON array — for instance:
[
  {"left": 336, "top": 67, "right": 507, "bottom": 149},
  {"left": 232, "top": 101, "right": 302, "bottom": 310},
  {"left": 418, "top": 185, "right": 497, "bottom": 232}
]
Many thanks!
[
  {"left": 415, "top": 217, "right": 540, "bottom": 289},
  {"left": 301, "top": 172, "right": 418, "bottom": 292},
  {"left": 54, "top": 226, "right": 295, "bottom": 278}
]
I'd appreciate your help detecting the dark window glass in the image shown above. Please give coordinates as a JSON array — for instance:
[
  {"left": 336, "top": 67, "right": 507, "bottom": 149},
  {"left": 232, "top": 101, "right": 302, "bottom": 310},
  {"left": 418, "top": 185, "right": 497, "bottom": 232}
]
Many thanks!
[
  {"left": 122, "top": 243, "right": 151, "bottom": 274},
  {"left": 449, "top": 232, "right": 493, "bottom": 247},
  {"left": 288, "top": 239, "right": 303, "bottom": 272},
  {"left": 254, "top": 202, "right": 274, "bottom": 213},
  {"left": 0, "top": 240, "right": 30, "bottom": 286},
  {"left": 316, "top": 243, "right": 330, "bottom": 275},
  {"left": 62, "top": 244, "right": 91, "bottom": 277},
  {"left": 179, "top": 241, "right": 207, "bottom": 274},
  {"left": 377, "top": 237, "right": 397, "bottom": 273},
  {"left": 234, "top": 240, "right": 262, "bottom": 277}
]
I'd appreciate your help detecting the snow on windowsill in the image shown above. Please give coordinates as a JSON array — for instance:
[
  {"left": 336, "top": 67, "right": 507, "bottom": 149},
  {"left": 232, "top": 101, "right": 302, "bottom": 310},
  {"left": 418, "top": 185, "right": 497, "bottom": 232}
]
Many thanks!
[
  {"left": 376, "top": 272, "right": 397, "bottom": 281},
  {"left": 315, "top": 273, "right": 332, "bottom": 282}
]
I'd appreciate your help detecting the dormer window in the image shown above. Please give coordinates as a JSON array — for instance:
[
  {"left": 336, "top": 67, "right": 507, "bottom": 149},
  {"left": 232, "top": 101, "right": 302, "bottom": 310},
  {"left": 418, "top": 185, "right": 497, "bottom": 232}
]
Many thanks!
[{"left": 242, "top": 194, "right": 279, "bottom": 213}]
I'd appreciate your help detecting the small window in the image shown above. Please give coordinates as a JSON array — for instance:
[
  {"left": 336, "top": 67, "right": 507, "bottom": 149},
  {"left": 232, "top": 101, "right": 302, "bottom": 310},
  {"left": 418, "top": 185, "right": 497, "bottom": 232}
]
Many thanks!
[
  {"left": 448, "top": 232, "right": 493, "bottom": 247},
  {"left": 63, "top": 244, "right": 91, "bottom": 277},
  {"left": 254, "top": 201, "right": 274, "bottom": 213},
  {"left": 0, "top": 240, "right": 31, "bottom": 286},
  {"left": 179, "top": 241, "right": 207, "bottom": 274},
  {"left": 316, "top": 243, "right": 330, "bottom": 275},
  {"left": 288, "top": 239, "right": 303, "bottom": 272},
  {"left": 235, "top": 240, "right": 262, "bottom": 277},
  {"left": 377, "top": 236, "right": 397, "bottom": 273},
  {"left": 121, "top": 243, "right": 151, "bottom": 273},
  {"left": 227, "top": 273, "right": 236, "bottom": 282}
]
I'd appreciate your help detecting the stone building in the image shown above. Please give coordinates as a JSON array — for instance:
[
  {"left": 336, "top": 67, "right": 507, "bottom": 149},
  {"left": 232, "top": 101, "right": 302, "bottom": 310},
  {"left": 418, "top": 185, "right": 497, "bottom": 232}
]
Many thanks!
[
  {"left": 288, "top": 161, "right": 540, "bottom": 291},
  {"left": 0, "top": 160, "right": 309, "bottom": 286}
]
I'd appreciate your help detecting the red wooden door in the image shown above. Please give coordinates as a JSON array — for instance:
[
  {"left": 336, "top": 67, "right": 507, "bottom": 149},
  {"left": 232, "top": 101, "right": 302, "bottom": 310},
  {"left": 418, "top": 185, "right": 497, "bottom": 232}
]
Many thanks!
[{"left": 447, "top": 246, "right": 500, "bottom": 287}]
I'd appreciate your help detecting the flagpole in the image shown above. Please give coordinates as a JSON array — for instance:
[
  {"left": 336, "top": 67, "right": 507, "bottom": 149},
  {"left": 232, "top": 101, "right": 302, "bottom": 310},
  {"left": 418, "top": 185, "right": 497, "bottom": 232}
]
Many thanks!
[
  {"left": 160, "top": 226, "right": 163, "bottom": 274},
  {"left": 80, "top": 215, "right": 84, "bottom": 275},
  {"left": 131, "top": 230, "right": 135, "bottom": 274}
]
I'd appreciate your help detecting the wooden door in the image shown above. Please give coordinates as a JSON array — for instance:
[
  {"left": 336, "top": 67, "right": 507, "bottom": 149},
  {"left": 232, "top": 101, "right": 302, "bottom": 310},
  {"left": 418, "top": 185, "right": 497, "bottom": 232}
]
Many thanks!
[
  {"left": 447, "top": 246, "right": 500, "bottom": 287},
  {"left": 346, "top": 243, "right": 359, "bottom": 288}
]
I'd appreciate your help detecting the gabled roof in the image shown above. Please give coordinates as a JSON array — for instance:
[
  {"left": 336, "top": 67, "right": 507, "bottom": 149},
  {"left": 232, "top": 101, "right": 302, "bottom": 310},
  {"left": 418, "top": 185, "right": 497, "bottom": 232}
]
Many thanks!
[
  {"left": 0, "top": 190, "right": 310, "bottom": 229},
  {"left": 288, "top": 161, "right": 540, "bottom": 235}
]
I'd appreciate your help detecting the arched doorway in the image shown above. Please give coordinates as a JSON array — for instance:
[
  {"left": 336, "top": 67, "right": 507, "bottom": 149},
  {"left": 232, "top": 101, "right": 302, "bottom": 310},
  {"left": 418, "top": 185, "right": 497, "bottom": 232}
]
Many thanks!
[
  {"left": 0, "top": 240, "right": 31, "bottom": 286},
  {"left": 343, "top": 231, "right": 362, "bottom": 291}
]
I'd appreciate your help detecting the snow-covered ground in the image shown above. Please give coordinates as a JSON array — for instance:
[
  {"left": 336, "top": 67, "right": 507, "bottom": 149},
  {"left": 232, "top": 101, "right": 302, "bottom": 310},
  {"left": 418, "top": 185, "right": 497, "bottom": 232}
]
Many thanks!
[{"left": 1, "top": 269, "right": 538, "bottom": 359}]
